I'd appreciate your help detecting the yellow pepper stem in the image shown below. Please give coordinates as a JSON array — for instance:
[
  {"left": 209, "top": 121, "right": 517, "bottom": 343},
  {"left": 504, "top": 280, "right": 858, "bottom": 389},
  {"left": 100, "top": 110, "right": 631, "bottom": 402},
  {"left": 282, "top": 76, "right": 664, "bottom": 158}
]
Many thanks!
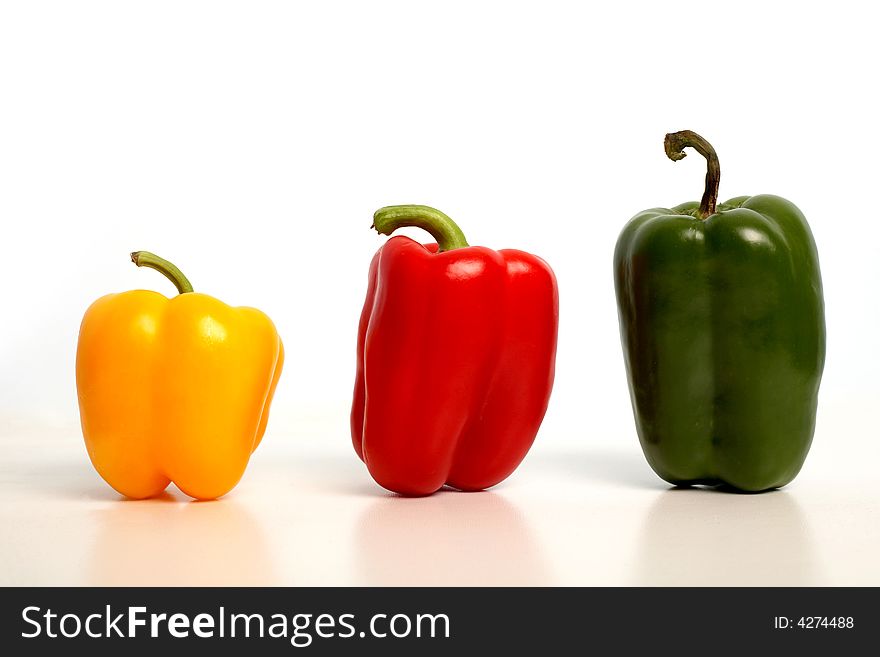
[{"left": 130, "top": 251, "right": 194, "bottom": 294}]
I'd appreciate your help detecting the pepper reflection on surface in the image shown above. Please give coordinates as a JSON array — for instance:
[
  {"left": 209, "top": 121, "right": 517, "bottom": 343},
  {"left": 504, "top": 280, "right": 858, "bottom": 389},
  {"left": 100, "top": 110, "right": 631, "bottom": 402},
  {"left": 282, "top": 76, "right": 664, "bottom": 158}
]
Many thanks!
[
  {"left": 634, "top": 487, "right": 815, "bottom": 585},
  {"left": 87, "top": 492, "right": 275, "bottom": 586},
  {"left": 356, "top": 490, "right": 550, "bottom": 586}
]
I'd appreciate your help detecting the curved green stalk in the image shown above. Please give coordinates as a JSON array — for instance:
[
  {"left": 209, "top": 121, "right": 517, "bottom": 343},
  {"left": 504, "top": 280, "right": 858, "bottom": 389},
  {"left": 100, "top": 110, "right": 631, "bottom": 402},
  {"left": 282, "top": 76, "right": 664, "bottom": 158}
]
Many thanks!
[
  {"left": 372, "top": 205, "right": 469, "bottom": 252},
  {"left": 130, "top": 251, "right": 194, "bottom": 294}
]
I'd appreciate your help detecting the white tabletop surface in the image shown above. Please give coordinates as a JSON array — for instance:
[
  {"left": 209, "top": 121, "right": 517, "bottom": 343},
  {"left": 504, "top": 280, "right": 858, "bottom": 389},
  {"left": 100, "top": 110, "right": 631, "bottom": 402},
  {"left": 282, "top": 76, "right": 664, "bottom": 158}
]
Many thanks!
[{"left": 2, "top": 397, "right": 877, "bottom": 587}]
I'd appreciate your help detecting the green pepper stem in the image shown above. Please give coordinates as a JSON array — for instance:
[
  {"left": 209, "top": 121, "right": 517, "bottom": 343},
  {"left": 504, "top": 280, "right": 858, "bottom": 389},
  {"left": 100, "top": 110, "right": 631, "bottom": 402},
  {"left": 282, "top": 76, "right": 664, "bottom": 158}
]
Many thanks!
[
  {"left": 372, "top": 205, "right": 469, "bottom": 252},
  {"left": 130, "top": 251, "right": 194, "bottom": 294},
  {"left": 664, "top": 130, "right": 720, "bottom": 220}
]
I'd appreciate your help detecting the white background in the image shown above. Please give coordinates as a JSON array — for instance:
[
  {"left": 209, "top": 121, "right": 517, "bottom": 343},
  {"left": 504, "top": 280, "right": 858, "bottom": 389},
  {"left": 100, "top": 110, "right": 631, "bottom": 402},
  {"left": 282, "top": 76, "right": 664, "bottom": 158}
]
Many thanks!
[{"left": 1, "top": 1, "right": 878, "bottom": 586}]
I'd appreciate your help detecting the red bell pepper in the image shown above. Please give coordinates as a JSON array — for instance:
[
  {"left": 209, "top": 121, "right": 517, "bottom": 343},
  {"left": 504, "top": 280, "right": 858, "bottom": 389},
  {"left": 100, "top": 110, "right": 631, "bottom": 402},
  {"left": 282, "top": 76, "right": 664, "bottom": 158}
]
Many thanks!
[{"left": 351, "top": 205, "right": 559, "bottom": 496}]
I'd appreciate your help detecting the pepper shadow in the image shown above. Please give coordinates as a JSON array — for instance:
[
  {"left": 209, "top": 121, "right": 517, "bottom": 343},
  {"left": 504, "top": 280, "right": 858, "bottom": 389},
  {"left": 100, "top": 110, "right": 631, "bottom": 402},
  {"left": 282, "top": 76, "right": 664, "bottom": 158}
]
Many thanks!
[
  {"left": 86, "top": 493, "right": 277, "bottom": 586},
  {"left": 354, "top": 490, "right": 552, "bottom": 586},
  {"left": 632, "top": 487, "right": 818, "bottom": 585},
  {"left": 529, "top": 447, "right": 668, "bottom": 490}
]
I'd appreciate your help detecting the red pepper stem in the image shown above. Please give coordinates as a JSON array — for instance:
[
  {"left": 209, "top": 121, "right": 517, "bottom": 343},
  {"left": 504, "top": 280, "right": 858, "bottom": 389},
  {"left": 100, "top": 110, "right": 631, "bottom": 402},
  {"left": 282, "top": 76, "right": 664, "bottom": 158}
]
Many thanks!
[
  {"left": 130, "top": 251, "right": 194, "bottom": 294},
  {"left": 372, "top": 205, "right": 469, "bottom": 252},
  {"left": 664, "top": 130, "right": 721, "bottom": 220}
]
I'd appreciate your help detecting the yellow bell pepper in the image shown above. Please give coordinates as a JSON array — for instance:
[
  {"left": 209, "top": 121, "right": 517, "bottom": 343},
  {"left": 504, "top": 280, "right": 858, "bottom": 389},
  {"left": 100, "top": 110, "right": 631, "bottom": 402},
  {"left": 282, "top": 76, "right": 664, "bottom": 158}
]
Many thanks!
[{"left": 76, "top": 251, "right": 284, "bottom": 500}]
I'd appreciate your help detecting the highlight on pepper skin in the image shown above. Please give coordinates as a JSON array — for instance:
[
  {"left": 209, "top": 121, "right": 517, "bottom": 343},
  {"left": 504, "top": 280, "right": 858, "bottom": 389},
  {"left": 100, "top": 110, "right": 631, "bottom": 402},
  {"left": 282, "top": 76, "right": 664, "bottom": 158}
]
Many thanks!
[
  {"left": 75, "top": 251, "right": 284, "bottom": 501},
  {"left": 614, "top": 131, "right": 825, "bottom": 492},
  {"left": 351, "top": 205, "right": 559, "bottom": 497}
]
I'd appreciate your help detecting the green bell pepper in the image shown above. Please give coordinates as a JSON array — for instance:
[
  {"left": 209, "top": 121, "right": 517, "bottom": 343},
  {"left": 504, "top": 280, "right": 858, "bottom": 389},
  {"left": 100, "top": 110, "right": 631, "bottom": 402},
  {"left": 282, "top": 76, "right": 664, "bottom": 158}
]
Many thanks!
[{"left": 614, "top": 130, "right": 826, "bottom": 492}]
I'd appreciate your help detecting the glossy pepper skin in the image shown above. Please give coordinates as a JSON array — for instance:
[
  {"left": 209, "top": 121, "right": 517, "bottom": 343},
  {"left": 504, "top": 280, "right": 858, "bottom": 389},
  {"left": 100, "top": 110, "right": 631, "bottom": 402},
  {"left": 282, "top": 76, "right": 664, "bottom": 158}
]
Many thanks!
[
  {"left": 351, "top": 205, "right": 558, "bottom": 496},
  {"left": 76, "top": 251, "right": 284, "bottom": 500},
  {"left": 614, "top": 131, "right": 825, "bottom": 492}
]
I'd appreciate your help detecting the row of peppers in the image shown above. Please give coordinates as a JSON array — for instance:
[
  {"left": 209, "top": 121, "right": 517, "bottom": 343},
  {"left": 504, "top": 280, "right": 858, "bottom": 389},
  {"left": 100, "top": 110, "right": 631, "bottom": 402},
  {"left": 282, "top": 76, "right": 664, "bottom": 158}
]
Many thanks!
[{"left": 76, "top": 131, "right": 826, "bottom": 500}]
